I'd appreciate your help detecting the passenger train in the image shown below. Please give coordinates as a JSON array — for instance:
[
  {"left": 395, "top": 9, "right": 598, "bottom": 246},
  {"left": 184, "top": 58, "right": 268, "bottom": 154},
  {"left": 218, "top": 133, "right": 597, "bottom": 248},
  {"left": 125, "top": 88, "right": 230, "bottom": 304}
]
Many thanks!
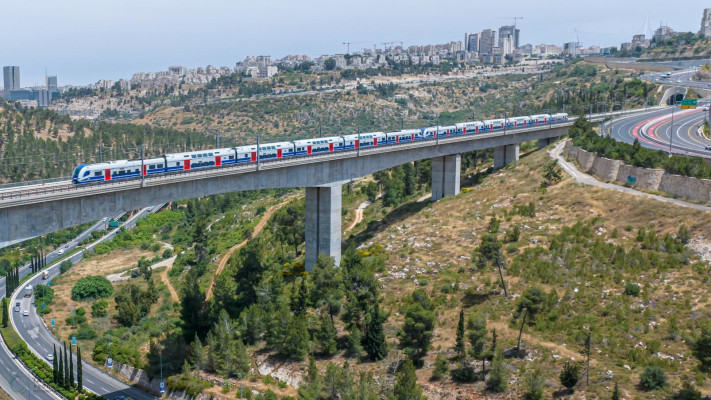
[{"left": 71, "top": 113, "right": 568, "bottom": 185}]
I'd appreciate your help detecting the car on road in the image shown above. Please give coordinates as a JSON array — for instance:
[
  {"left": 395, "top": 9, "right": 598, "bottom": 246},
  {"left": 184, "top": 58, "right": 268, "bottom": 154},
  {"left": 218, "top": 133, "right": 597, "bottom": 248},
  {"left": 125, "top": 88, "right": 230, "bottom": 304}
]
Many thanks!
[
  {"left": 705, "top": 145, "right": 711, "bottom": 151},
  {"left": 46, "top": 354, "right": 54, "bottom": 361},
  {"left": 22, "top": 310, "right": 29, "bottom": 316},
  {"left": 14, "top": 302, "right": 19, "bottom": 312},
  {"left": 57, "top": 249, "right": 64, "bottom": 255},
  {"left": 102, "top": 217, "right": 108, "bottom": 222}
]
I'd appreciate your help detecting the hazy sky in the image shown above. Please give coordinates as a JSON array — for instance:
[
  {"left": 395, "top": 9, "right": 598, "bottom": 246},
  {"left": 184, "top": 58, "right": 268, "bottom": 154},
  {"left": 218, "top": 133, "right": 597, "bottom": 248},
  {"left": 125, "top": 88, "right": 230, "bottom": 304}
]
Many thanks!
[{"left": 2, "top": 0, "right": 708, "bottom": 86}]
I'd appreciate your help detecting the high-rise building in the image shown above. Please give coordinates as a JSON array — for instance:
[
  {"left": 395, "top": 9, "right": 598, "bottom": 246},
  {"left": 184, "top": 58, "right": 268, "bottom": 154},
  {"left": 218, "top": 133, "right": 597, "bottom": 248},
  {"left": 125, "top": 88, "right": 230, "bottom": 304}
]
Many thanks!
[
  {"left": 498, "top": 25, "right": 520, "bottom": 53},
  {"left": 466, "top": 33, "right": 479, "bottom": 53},
  {"left": 700, "top": 8, "right": 711, "bottom": 37},
  {"left": 3, "top": 66, "right": 20, "bottom": 98},
  {"left": 46, "top": 75, "right": 57, "bottom": 92},
  {"left": 479, "top": 29, "right": 497, "bottom": 55}
]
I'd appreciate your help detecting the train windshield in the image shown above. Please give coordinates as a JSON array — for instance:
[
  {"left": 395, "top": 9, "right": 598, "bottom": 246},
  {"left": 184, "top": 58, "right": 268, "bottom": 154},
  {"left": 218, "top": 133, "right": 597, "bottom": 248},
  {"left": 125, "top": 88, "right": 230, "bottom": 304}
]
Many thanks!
[{"left": 72, "top": 164, "right": 86, "bottom": 179}]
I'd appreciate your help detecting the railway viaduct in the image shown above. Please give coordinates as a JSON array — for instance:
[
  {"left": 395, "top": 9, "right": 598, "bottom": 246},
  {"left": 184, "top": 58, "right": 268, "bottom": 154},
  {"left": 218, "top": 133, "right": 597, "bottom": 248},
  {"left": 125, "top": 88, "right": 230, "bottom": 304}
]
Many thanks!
[{"left": 0, "top": 121, "right": 586, "bottom": 270}]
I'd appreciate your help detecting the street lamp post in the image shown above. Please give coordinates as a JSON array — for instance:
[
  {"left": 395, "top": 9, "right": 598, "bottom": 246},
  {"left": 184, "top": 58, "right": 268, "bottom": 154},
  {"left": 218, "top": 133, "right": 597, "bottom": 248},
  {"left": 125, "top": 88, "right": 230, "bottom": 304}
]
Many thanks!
[{"left": 669, "top": 101, "right": 676, "bottom": 156}]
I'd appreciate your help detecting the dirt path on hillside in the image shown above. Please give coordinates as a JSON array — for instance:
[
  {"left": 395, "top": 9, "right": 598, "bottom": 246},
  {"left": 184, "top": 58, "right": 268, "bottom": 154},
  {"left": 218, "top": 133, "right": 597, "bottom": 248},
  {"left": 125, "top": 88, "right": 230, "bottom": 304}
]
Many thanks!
[
  {"left": 205, "top": 200, "right": 289, "bottom": 300},
  {"left": 345, "top": 200, "right": 370, "bottom": 233},
  {"left": 160, "top": 257, "right": 180, "bottom": 303}
]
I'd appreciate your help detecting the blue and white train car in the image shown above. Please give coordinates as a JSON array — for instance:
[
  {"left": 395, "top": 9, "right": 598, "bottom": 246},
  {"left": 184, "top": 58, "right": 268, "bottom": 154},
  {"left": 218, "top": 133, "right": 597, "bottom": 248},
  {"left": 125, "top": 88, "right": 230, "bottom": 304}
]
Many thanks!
[
  {"left": 357, "top": 132, "right": 386, "bottom": 147},
  {"left": 505, "top": 116, "right": 531, "bottom": 129},
  {"left": 529, "top": 114, "right": 550, "bottom": 125},
  {"left": 456, "top": 121, "right": 485, "bottom": 134},
  {"left": 551, "top": 113, "right": 569, "bottom": 123},
  {"left": 342, "top": 134, "right": 360, "bottom": 150},
  {"left": 257, "top": 142, "right": 296, "bottom": 160},
  {"left": 386, "top": 130, "right": 418, "bottom": 144},
  {"left": 293, "top": 136, "right": 343, "bottom": 156},
  {"left": 483, "top": 118, "right": 506, "bottom": 131}
]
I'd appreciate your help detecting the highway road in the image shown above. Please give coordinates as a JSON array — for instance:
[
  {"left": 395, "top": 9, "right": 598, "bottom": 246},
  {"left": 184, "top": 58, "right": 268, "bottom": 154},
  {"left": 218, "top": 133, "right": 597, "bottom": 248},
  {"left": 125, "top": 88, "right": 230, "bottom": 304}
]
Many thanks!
[
  {"left": 604, "top": 104, "right": 711, "bottom": 157},
  {"left": 8, "top": 208, "right": 158, "bottom": 400},
  {"left": 641, "top": 67, "right": 711, "bottom": 90},
  {"left": 0, "top": 219, "right": 115, "bottom": 400}
]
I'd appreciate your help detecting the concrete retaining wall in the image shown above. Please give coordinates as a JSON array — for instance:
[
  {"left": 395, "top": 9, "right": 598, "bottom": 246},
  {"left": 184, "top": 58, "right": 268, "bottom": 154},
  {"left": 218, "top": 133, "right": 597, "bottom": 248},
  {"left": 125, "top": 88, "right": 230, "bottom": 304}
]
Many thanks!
[
  {"left": 615, "top": 164, "right": 665, "bottom": 191},
  {"left": 660, "top": 174, "right": 711, "bottom": 203},
  {"left": 576, "top": 148, "right": 596, "bottom": 171},
  {"left": 114, "top": 362, "right": 205, "bottom": 400},
  {"left": 590, "top": 156, "right": 622, "bottom": 181},
  {"left": 567, "top": 144, "right": 711, "bottom": 203}
]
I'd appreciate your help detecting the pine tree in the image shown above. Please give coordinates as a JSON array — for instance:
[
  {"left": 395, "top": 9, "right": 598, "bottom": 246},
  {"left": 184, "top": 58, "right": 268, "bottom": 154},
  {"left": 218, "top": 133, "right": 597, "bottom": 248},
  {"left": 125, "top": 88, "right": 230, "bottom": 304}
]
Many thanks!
[
  {"left": 468, "top": 314, "right": 488, "bottom": 375},
  {"left": 69, "top": 347, "right": 74, "bottom": 388},
  {"left": 453, "top": 309, "right": 466, "bottom": 360},
  {"left": 76, "top": 346, "right": 83, "bottom": 392},
  {"left": 392, "top": 360, "right": 424, "bottom": 400},
  {"left": 560, "top": 361, "right": 580, "bottom": 391},
  {"left": 364, "top": 302, "right": 387, "bottom": 361},
  {"left": 486, "top": 353, "right": 508, "bottom": 393},
  {"left": 52, "top": 344, "right": 58, "bottom": 384},
  {"left": 316, "top": 313, "right": 338, "bottom": 356},
  {"left": 611, "top": 381, "right": 620, "bottom": 400}
]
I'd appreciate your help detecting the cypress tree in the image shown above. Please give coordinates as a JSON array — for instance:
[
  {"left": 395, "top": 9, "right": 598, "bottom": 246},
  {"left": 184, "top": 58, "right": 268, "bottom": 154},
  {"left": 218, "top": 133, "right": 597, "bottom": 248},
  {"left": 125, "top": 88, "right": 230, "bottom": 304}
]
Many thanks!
[
  {"left": 454, "top": 309, "right": 466, "bottom": 360},
  {"left": 69, "top": 347, "right": 74, "bottom": 388},
  {"left": 76, "top": 346, "right": 83, "bottom": 392},
  {"left": 58, "top": 351, "right": 64, "bottom": 388},
  {"left": 2, "top": 298, "right": 8, "bottom": 328},
  {"left": 63, "top": 342, "right": 69, "bottom": 389},
  {"left": 52, "top": 344, "right": 58, "bottom": 384},
  {"left": 364, "top": 302, "right": 388, "bottom": 361}
]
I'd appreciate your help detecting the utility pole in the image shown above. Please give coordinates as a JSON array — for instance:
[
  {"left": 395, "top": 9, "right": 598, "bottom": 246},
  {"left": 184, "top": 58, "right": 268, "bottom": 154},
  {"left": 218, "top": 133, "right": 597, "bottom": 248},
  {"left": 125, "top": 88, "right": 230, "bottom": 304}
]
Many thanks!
[
  {"left": 99, "top": 144, "right": 102, "bottom": 163},
  {"left": 140, "top": 145, "right": 145, "bottom": 187},
  {"left": 357, "top": 126, "right": 361, "bottom": 157},
  {"left": 256, "top": 135, "right": 261, "bottom": 170},
  {"left": 669, "top": 102, "right": 675, "bottom": 156}
]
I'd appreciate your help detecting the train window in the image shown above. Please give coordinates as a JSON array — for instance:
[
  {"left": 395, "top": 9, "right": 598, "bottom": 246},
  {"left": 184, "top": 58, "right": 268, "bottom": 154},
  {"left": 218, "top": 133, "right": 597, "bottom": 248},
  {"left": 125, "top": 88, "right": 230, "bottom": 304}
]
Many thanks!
[
  {"left": 191, "top": 155, "right": 196, "bottom": 158},
  {"left": 203, "top": 153, "right": 208, "bottom": 157},
  {"left": 176, "top": 162, "right": 180, "bottom": 166},
  {"left": 228, "top": 156, "right": 234, "bottom": 160},
  {"left": 209, "top": 153, "right": 213, "bottom": 156},
  {"left": 83, "top": 171, "right": 90, "bottom": 177},
  {"left": 94, "top": 172, "right": 101, "bottom": 177},
  {"left": 157, "top": 164, "right": 163, "bottom": 168}
]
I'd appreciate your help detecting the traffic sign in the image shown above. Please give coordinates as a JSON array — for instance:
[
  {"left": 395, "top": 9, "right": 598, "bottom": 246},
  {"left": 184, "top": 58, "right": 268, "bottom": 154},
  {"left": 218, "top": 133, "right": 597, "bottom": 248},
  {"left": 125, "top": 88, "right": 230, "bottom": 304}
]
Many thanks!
[
  {"left": 160, "top": 381, "right": 166, "bottom": 394},
  {"left": 627, "top": 175, "right": 637, "bottom": 185},
  {"left": 72, "top": 336, "right": 76, "bottom": 346},
  {"left": 51, "top": 319, "right": 54, "bottom": 327},
  {"left": 107, "top": 357, "right": 113, "bottom": 368},
  {"left": 681, "top": 99, "right": 697, "bottom": 109}
]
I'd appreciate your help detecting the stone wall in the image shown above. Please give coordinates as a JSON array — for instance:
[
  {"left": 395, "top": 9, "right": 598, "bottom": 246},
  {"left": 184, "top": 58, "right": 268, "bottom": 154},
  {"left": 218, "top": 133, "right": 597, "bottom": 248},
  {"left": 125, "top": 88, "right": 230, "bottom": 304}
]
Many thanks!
[
  {"left": 566, "top": 143, "right": 711, "bottom": 204},
  {"left": 575, "top": 148, "right": 596, "bottom": 171},
  {"left": 660, "top": 174, "right": 711, "bottom": 203},
  {"left": 590, "top": 156, "right": 622, "bottom": 181},
  {"left": 114, "top": 362, "right": 200, "bottom": 400},
  {"left": 615, "top": 164, "right": 665, "bottom": 191}
]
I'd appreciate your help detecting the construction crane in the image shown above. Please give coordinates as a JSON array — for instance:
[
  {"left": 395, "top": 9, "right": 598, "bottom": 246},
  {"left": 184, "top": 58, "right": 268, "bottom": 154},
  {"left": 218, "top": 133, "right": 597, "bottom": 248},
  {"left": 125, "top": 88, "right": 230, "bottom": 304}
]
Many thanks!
[
  {"left": 497, "top": 16, "right": 523, "bottom": 28},
  {"left": 342, "top": 41, "right": 369, "bottom": 54},
  {"left": 381, "top": 41, "right": 404, "bottom": 51}
]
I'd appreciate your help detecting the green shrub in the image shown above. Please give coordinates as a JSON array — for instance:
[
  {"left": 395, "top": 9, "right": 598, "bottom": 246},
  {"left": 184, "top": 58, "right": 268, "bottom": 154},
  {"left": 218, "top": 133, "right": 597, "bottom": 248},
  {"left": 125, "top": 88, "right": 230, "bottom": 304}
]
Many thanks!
[
  {"left": 640, "top": 366, "right": 667, "bottom": 390},
  {"left": 624, "top": 283, "right": 640, "bottom": 296},
  {"left": 60, "top": 260, "right": 73, "bottom": 273},
  {"left": 71, "top": 276, "right": 114, "bottom": 300}
]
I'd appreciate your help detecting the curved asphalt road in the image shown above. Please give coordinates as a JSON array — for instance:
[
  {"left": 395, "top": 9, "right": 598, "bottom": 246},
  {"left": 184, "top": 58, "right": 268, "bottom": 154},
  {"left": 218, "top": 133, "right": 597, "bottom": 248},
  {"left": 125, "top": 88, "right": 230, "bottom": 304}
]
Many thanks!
[
  {"left": 0, "top": 218, "right": 115, "bottom": 400},
  {"left": 9, "top": 209, "right": 158, "bottom": 400},
  {"left": 606, "top": 105, "right": 711, "bottom": 158}
]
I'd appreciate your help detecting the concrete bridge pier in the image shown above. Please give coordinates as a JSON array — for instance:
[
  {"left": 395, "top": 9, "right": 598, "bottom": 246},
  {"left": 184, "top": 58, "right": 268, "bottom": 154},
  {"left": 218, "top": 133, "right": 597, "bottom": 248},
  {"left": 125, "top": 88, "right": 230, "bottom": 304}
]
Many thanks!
[
  {"left": 305, "top": 183, "right": 342, "bottom": 271},
  {"left": 537, "top": 137, "right": 557, "bottom": 149},
  {"left": 431, "top": 154, "right": 461, "bottom": 201},
  {"left": 493, "top": 144, "right": 519, "bottom": 169}
]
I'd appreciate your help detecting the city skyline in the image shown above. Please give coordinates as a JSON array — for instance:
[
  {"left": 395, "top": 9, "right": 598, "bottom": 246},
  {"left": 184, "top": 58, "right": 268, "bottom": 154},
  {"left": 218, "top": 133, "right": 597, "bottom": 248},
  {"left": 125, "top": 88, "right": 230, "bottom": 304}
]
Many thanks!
[{"left": 1, "top": 0, "right": 708, "bottom": 86}]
